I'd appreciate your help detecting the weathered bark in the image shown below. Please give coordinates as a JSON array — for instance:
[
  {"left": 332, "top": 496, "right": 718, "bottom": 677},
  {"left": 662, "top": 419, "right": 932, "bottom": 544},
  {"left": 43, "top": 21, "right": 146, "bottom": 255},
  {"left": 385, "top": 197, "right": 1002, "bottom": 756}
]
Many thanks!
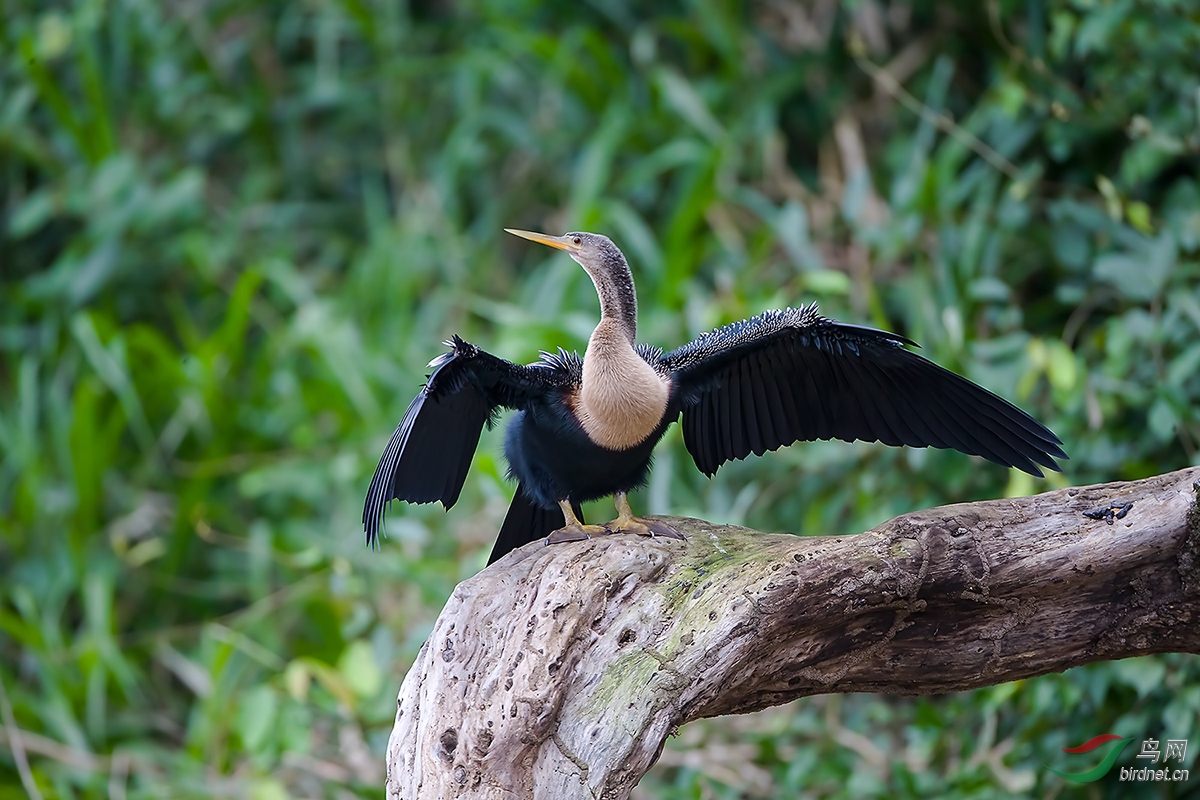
[{"left": 386, "top": 467, "right": 1200, "bottom": 799}]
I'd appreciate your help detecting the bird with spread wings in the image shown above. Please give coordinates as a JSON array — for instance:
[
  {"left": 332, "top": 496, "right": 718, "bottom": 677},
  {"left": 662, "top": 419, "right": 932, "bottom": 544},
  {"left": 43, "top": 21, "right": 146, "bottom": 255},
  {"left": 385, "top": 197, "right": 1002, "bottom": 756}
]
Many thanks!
[{"left": 364, "top": 230, "right": 1065, "bottom": 564}]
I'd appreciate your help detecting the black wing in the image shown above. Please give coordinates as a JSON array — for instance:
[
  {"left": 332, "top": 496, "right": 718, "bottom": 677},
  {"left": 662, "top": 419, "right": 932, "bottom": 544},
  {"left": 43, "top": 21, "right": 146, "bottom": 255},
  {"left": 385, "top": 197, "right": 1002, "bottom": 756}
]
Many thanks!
[
  {"left": 363, "top": 336, "right": 562, "bottom": 547},
  {"left": 658, "top": 304, "right": 1067, "bottom": 477}
]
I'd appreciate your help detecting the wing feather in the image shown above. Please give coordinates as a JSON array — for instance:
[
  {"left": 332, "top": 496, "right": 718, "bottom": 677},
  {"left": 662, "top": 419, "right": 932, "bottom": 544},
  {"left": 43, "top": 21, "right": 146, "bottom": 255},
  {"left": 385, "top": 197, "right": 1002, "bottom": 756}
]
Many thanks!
[
  {"left": 729, "top": 359, "right": 746, "bottom": 459},
  {"left": 700, "top": 391, "right": 715, "bottom": 473},
  {"left": 362, "top": 337, "right": 564, "bottom": 547},
  {"left": 761, "top": 350, "right": 790, "bottom": 451},
  {"left": 855, "top": 357, "right": 949, "bottom": 450},
  {"left": 659, "top": 305, "right": 1066, "bottom": 477},
  {"left": 793, "top": 347, "right": 829, "bottom": 441},
  {"left": 748, "top": 351, "right": 773, "bottom": 455}
]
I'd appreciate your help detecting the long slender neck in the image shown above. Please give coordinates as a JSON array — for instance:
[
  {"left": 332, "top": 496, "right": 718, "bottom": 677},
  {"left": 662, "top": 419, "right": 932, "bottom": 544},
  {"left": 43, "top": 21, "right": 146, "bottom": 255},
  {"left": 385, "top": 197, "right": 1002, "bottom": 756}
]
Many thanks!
[
  {"left": 584, "top": 257, "right": 638, "bottom": 348},
  {"left": 573, "top": 251, "right": 668, "bottom": 451}
]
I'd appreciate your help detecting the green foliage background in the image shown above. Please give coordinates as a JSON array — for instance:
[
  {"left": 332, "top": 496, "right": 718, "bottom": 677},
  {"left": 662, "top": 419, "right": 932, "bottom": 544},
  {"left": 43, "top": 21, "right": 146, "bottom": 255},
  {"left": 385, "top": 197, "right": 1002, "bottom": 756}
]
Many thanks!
[{"left": 2, "top": 0, "right": 1199, "bottom": 797}]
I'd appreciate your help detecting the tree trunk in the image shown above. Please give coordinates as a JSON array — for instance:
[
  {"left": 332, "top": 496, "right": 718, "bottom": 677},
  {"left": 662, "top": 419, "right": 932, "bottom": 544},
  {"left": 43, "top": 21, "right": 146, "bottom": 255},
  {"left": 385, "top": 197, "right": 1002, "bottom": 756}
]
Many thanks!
[{"left": 385, "top": 467, "right": 1200, "bottom": 799}]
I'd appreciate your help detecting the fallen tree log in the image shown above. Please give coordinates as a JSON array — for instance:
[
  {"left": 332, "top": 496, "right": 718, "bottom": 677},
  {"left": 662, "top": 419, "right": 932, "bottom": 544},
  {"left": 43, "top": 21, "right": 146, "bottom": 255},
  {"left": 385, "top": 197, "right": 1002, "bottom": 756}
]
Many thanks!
[{"left": 385, "top": 467, "right": 1200, "bottom": 799}]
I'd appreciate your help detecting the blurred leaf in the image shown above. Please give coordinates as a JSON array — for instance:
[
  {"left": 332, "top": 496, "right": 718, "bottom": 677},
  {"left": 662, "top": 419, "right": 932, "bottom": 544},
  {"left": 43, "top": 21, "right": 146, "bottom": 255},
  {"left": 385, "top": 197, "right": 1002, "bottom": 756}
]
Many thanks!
[
  {"left": 1166, "top": 343, "right": 1200, "bottom": 389},
  {"left": 801, "top": 270, "right": 852, "bottom": 297},
  {"left": 1126, "top": 201, "right": 1153, "bottom": 234},
  {"left": 237, "top": 685, "right": 279, "bottom": 751},
  {"left": 1046, "top": 341, "right": 1079, "bottom": 393},
  {"left": 338, "top": 640, "right": 383, "bottom": 700},
  {"left": 8, "top": 190, "right": 55, "bottom": 237},
  {"left": 654, "top": 67, "right": 723, "bottom": 143},
  {"left": 284, "top": 660, "right": 312, "bottom": 701},
  {"left": 300, "top": 658, "right": 357, "bottom": 710},
  {"left": 1093, "top": 233, "right": 1175, "bottom": 302},
  {"left": 1111, "top": 657, "right": 1167, "bottom": 700},
  {"left": 250, "top": 778, "right": 289, "bottom": 800},
  {"left": 1148, "top": 398, "right": 1178, "bottom": 442}
]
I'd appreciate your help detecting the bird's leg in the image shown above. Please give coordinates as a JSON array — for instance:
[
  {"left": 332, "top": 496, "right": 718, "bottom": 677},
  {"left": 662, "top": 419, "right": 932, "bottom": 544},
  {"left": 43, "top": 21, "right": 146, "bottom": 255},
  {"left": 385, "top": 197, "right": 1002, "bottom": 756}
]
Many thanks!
[
  {"left": 605, "top": 492, "right": 686, "bottom": 540},
  {"left": 546, "top": 499, "right": 614, "bottom": 545}
]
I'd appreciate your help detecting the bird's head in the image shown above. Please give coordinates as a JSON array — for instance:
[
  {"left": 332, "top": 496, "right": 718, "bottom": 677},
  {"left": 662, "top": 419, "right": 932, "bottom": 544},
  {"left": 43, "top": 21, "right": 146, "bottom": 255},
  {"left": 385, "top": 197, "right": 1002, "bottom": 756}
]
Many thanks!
[
  {"left": 504, "top": 229, "right": 628, "bottom": 281},
  {"left": 505, "top": 228, "right": 638, "bottom": 333}
]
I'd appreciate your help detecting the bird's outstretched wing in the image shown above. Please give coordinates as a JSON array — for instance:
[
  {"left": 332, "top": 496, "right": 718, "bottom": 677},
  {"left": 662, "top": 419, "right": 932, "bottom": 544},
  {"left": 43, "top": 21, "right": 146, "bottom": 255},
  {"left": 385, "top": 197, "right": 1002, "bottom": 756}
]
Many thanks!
[
  {"left": 363, "top": 336, "right": 562, "bottom": 547},
  {"left": 658, "top": 305, "right": 1067, "bottom": 477}
]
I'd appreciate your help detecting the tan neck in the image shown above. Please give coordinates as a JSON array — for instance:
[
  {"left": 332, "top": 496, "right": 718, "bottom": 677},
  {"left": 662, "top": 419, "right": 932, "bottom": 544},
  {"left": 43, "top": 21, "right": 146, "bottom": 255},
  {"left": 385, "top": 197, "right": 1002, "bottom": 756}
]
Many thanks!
[{"left": 575, "top": 320, "right": 670, "bottom": 451}]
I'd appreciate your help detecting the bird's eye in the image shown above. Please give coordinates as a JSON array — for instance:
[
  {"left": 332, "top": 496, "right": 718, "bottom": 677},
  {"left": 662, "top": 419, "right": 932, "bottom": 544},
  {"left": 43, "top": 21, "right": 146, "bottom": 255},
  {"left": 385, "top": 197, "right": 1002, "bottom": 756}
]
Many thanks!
[{"left": 572, "top": 236, "right": 582, "bottom": 245}]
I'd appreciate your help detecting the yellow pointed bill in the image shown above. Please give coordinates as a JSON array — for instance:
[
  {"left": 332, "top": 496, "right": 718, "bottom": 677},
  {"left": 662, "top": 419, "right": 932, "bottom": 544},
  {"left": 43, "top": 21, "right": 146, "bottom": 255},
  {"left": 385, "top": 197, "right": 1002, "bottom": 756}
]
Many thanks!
[{"left": 504, "top": 228, "right": 573, "bottom": 251}]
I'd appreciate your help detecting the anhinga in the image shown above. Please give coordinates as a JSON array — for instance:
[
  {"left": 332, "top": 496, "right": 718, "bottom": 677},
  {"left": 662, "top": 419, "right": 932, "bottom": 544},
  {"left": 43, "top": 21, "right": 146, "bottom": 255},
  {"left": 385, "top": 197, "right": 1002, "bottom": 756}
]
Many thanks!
[{"left": 364, "top": 230, "right": 1066, "bottom": 564}]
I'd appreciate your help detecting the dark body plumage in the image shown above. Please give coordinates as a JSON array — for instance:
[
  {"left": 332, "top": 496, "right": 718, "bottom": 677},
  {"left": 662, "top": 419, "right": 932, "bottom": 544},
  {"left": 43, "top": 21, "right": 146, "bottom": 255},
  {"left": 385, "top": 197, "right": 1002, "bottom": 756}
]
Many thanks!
[
  {"left": 364, "top": 232, "right": 1066, "bottom": 564},
  {"left": 501, "top": 346, "right": 672, "bottom": 509}
]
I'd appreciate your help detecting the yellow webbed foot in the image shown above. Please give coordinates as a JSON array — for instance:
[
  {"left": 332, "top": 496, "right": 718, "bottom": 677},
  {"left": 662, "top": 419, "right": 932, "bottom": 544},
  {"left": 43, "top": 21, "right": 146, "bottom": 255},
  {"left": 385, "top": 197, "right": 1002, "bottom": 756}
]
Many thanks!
[
  {"left": 544, "top": 498, "right": 613, "bottom": 547},
  {"left": 605, "top": 492, "right": 687, "bottom": 541},
  {"left": 546, "top": 522, "right": 614, "bottom": 545},
  {"left": 608, "top": 516, "right": 686, "bottom": 540}
]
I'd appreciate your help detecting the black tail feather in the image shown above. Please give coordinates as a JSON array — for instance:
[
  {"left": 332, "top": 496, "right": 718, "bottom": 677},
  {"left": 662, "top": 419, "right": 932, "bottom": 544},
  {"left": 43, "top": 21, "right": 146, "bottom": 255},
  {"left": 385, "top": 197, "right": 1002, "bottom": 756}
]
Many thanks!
[{"left": 488, "top": 486, "right": 583, "bottom": 565}]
